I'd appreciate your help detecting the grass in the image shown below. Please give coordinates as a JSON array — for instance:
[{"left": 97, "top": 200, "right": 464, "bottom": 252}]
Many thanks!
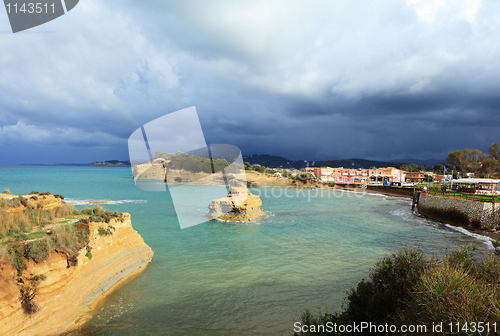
[
  {"left": 0, "top": 204, "right": 74, "bottom": 239},
  {"left": 293, "top": 248, "right": 500, "bottom": 336},
  {"left": 0, "top": 196, "right": 22, "bottom": 209},
  {"left": 427, "top": 189, "right": 500, "bottom": 203},
  {"left": 11, "top": 231, "right": 49, "bottom": 241}
]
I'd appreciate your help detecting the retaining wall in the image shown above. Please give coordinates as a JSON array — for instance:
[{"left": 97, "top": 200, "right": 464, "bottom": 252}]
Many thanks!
[{"left": 418, "top": 194, "right": 500, "bottom": 229}]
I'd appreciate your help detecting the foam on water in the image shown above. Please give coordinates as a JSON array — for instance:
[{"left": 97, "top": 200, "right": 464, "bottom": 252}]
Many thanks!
[
  {"left": 444, "top": 224, "right": 494, "bottom": 249},
  {"left": 67, "top": 199, "right": 147, "bottom": 205}
]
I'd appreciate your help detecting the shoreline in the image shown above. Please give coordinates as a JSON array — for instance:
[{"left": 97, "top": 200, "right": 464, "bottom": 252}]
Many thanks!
[
  {"left": 327, "top": 184, "right": 499, "bottom": 248},
  {"left": 334, "top": 184, "right": 413, "bottom": 199}
]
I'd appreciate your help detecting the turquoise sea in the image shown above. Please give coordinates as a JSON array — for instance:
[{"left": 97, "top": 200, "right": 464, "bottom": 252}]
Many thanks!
[{"left": 0, "top": 166, "right": 493, "bottom": 336}]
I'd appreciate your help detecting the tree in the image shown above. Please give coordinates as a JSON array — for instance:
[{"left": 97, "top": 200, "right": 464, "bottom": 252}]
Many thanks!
[
  {"left": 252, "top": 165, "right": 266, "bottom": 173},
  {"left": 488, "top": 143, "right": 500, "bottom": 162},
  {"left": 480, "top": 157, "right": 498, "bottom": 178},
  {"left": 446, "top": 149, "right": 483, "bottom": 176},
  {"left": 408, "top": 164, "right": 418, "bottom": 172},
  {"left": 432, "top": 164, "right": 444, "bottom": 174}
]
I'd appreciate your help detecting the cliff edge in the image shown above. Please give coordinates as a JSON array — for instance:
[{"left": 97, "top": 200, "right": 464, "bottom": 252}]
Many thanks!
[{"left": 0, "top": 212, "right": 153, "bottom": 336}]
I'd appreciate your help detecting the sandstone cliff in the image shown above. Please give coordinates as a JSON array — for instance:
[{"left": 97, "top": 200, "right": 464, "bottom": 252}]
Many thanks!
[
  {"left": 133, "top": 158, "right": 168, "bottom": 180},
  {"left": 207, "top": 184, "right": 265, "bottom": 222},
  {"left": 0, "top": 213, "right": 153, "bottom": 336}
]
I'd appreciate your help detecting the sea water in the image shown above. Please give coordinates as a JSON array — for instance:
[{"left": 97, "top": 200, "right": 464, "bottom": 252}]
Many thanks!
[{"left": 0, "top": 166, "right": 492, "bottom": 336}]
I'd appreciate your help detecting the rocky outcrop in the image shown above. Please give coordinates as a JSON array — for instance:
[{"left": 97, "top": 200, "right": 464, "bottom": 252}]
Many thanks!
[
  {"left": 133, "top": 158, "right": 167, "bottom": 180},
  {"left": 207, "top": 184, "right": 265, "bottom": 222},
  {"left": 167, "top": 169, "right": 211, "bottom": 184},
  {"left": 133, "top": 160, "right": 212, "bottom": 183},
  {"left": 0, "top": 214, "right": 153, "bottom": 336}
]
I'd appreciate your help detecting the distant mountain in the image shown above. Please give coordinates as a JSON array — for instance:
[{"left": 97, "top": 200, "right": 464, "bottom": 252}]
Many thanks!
[
  {"left": 90, "top": 160, "right": 131, "bottom": 167},
  {"left": 243, "top": 155, "right": 297, "bottom": 168},
  {"left": 243, "top": 154, "right": 407, "bottom": 169},
  {"left": 314, "top": 158, "right": 405, "bottom": 169}
]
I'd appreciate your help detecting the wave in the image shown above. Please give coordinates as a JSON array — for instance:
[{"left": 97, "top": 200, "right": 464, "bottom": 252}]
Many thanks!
[
  {"left": 66, "top": 199, "right": 147, "bottom": 206},
  {"left": 444, "top": 224, "right": 494, "bottom": 249},
  {"left": 390, "top": 205, "right": 494, "bottom": 250}
]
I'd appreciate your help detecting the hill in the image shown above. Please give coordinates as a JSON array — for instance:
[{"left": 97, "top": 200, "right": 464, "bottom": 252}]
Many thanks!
[
  {"left": 243, "top": 154, "right": 406, "bottom": 169},
  {"left": 90, "top": 160, "right": 131, "bottom": 167}
]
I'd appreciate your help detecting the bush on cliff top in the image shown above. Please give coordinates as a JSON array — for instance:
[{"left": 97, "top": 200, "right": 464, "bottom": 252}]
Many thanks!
[
  {"left": 294, "top": 247, "right": 500, "bottom": 336},
  {"left": 16, "top": 222, "right": 90, "bottom": 267},
  {"left": 75, "top": 206, "right": 123, "bottom": 225}
]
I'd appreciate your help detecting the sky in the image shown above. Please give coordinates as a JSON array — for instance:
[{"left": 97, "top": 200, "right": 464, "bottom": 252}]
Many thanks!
[{"left": 0, "top": 0, "right": 499, "bottom": 164}]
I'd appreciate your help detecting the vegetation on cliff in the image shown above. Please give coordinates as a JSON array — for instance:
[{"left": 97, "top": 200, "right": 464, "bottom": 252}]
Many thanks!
[
  {"left": 0, "top": 193, "right": 73, "bottom": 239},
  {"left": 155, "top": 151, "right": 241, "bottom": 174},
  {"left": 0, "top": 191, "right": 128, "bottom": 316},
  {"left": 294, "top": 248, "right": 500, "bottom": 335}
]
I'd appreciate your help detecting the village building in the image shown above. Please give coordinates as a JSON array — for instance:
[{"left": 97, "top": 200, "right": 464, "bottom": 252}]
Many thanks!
[
  {"left": 451, "top": 178, "right": 500, "bottom": 195},
  {"left": 305, "top": 166, "right": 406, "bottom": 184}
]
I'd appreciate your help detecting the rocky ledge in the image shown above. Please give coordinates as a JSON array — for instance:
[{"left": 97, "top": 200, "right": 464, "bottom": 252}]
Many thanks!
[
  {"left": 207, "top": 184, "right": 265, "bottom": 222},
  {"left": 0, "top": 213, "right": 153, "bottom": 336}
]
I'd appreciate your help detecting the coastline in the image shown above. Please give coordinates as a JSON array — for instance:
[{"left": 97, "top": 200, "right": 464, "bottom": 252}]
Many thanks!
[
  {"left": 333, "top": 184, "right": 500, "bottom": 247},
  {"left": 335, "top": 184, "right": 413, "bottom": 199}
]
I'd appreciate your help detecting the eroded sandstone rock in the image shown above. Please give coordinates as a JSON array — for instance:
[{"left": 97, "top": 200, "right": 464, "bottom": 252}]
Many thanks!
[{"left": 207, "top": 183, "right": 265, "bottom": 222}]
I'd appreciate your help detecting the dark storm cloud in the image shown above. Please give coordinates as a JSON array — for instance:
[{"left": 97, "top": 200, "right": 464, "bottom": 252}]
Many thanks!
[{"left": 0, "top": 0, "right": 499, "bottom": 164}]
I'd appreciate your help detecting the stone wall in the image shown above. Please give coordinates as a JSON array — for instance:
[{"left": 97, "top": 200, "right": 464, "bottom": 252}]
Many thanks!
[{"left": 418, "top": 194, "right": 500, "bottom": 229}]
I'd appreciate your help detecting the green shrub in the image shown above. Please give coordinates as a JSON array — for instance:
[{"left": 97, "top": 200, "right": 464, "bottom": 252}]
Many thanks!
[
  {"left": 97, "top": 227, "right": 112, "bottom": 236},
  {"left": 77, "top": 207, "right": 123, "bottom": 225},
  {"left": 343, "top": 248, "right": 429, "bottom": 324},
  {"left": 294, "top": 248, "right": 500, "bottom": 336},
  {"left": 24, "top": 239, "right": 49, "bottom": 263},
  {"left": 29, "top": 191, "right": 39, "bottom": 195},
  {"left": 9, "top": 244, "right": 26, "bottom": 275},
  {"left": 85, "top": 251, "right": 92, "bottom": 259},
  {"left": 2, "top": 188, "right": 12, "bottom": 195},
  {"left": 31, "top": 274, "right": 47, "bottom": 282},
  {"left": 405, "top": 260, "right": 500, "bottom": 324}
]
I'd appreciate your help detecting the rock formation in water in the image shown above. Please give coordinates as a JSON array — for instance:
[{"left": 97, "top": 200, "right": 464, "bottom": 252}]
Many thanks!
[
  {"left": 207, "top": 183, "right": 265, "bottom": 222},
  {"left": 0, "top": 212, "right": 153, "bottom": 336}
]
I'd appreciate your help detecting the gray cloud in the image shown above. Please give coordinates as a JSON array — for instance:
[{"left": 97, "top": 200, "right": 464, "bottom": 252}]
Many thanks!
[{"left": 0, "top": 0, "right": 499, "bottom": 164}]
